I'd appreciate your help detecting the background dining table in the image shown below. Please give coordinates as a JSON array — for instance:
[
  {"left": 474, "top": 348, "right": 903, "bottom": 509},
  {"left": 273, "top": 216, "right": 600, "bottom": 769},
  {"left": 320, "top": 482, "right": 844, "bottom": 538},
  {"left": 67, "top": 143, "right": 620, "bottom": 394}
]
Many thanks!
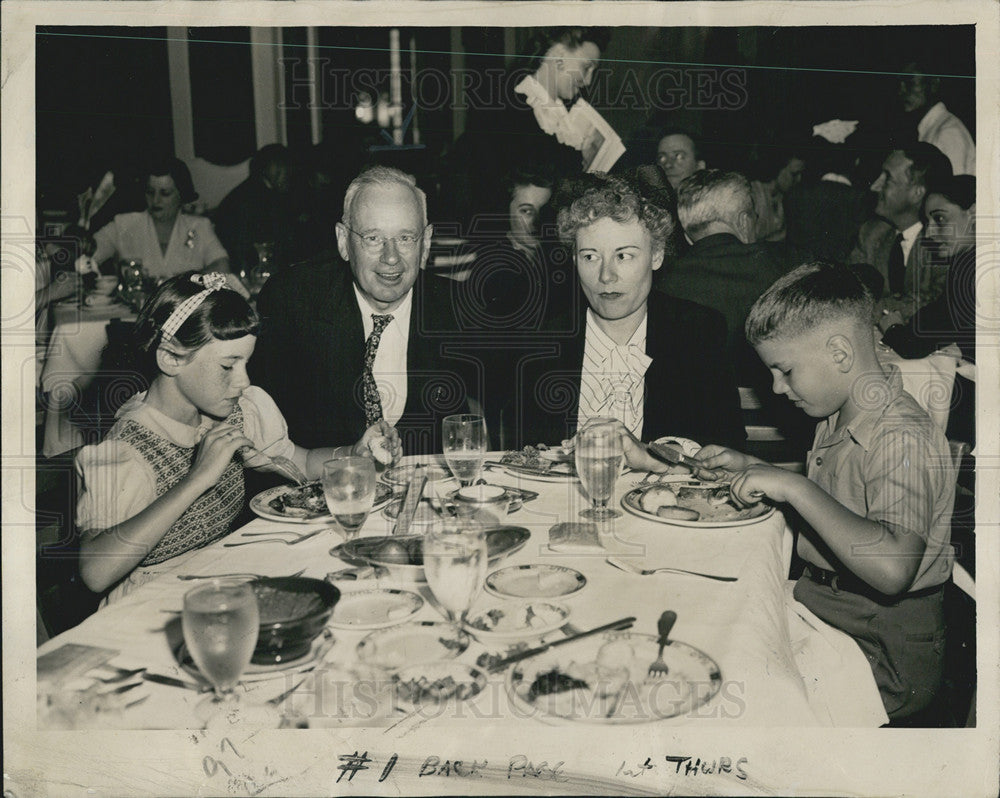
[
  {"left": 38, "top": 298, "right": 136, "bottom": 457},
  {"left": 33, "top": 453, "right": 889, "bottom": 794}
]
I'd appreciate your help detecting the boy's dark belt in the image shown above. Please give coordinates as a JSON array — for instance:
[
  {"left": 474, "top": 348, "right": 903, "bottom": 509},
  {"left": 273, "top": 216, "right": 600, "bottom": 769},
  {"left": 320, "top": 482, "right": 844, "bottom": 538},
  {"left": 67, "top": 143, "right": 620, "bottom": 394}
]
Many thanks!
[{"left": 803, "top": 564, "right": 946, "bottom": 601}]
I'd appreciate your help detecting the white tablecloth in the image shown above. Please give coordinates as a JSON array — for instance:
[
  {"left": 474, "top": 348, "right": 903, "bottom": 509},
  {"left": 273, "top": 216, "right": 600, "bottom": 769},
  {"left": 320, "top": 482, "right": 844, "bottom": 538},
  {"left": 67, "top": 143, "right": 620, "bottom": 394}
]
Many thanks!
[
  {"left": 36, "top": 457, "right": 888, "bottom": 790},
  {"left": 39, "top": 301, "right": 135, "bottom": 457}
]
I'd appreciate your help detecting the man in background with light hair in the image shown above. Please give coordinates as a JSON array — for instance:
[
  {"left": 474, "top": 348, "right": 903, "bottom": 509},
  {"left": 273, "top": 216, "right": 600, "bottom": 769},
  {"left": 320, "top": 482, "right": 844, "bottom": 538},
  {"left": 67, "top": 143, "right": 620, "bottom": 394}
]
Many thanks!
[{"left": 660, "top": 169, "right": 805, "bottom": 456}]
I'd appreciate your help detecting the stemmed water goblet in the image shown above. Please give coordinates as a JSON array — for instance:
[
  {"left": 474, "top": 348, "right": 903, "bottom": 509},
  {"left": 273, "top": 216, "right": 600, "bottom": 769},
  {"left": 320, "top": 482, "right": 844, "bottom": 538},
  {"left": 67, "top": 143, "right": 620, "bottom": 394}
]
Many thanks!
[
  {"left": 321, "top": 455, "right": 377, "bottom": 539},
  {"left": 182, "top": 579, "right": 260, "bottom": 723},
  {"left": 442, "top": 414, "right": 488, "bottom": 487},
  {"left": 422, "top": 520, "right": 488, "bottom": 635},
  {"left": 575, "top": 418, "right": 624, "bottom": 520}
]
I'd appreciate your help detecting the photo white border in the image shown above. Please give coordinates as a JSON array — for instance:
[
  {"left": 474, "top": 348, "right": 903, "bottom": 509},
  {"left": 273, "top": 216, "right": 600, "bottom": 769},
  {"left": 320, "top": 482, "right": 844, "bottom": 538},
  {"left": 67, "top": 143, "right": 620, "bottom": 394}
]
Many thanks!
[{"left": 3, "top": 2, "right": 998, "bottom": 795}]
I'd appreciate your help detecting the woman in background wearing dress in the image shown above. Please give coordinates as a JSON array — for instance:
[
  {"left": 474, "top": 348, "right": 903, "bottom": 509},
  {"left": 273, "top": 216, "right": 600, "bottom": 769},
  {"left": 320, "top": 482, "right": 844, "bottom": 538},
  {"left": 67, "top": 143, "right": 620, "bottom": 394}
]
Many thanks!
[{"left": 90, "top": 157, "right": 236, "bottom": 285}]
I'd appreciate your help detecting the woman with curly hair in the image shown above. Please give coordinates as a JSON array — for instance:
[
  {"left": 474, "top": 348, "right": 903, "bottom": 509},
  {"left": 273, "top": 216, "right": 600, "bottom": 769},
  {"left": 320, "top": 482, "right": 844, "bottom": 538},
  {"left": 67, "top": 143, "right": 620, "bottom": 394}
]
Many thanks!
[{"left": 514, "top": 172, "right": 745, "bottom": 450}]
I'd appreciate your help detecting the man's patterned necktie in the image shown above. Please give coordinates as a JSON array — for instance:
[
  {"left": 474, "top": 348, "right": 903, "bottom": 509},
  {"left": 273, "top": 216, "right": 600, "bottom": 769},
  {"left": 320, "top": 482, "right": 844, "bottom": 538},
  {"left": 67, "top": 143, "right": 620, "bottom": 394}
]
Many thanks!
[
  {"left": 888, "top": 232, "right": 905, "bottom": 295},
  {"left": 363, "top": 314, "right": 394, "bottom": 426}
]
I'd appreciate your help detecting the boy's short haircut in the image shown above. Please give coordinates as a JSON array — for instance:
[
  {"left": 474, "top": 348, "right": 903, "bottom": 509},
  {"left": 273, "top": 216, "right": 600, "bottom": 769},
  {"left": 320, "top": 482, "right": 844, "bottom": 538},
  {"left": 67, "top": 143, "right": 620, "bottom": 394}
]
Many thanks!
[{"left": 745, "top": 261, "right": 875, "bottom": 345}]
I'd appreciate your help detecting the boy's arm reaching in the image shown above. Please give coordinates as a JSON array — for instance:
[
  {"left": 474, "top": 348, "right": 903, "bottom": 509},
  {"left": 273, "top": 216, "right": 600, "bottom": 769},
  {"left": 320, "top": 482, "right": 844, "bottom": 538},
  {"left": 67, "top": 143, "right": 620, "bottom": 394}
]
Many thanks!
[{"left": 730, "top": 464, "right": 927, "bottom": 596}]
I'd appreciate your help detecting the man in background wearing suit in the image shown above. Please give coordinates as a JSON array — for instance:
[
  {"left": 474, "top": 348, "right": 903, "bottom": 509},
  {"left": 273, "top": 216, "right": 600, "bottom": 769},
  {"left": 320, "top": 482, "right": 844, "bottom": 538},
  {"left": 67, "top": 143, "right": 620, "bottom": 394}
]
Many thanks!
[
  {"left": 251, "top": 166, "right": 477, "bottom": 454},
  {"left": 516, "top": 173, "right": 744, "bottom": 451},
  {"left": 849, "top": 142, "right": 952, "bottom": 321}
]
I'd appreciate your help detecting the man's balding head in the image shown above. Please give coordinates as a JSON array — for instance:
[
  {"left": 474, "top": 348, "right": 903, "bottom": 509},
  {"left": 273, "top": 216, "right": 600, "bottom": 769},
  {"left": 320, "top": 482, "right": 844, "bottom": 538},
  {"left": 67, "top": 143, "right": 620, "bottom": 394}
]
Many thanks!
[{"left": 677, "top": 169, "right": 756, "bottom": 244}]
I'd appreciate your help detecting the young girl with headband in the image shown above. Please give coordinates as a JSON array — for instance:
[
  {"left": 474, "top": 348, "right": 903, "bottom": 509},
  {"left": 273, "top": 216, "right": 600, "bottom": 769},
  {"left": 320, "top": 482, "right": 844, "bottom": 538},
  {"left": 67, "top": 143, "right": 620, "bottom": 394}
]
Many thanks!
[{"left": 75, "top": 272, "right": 400, "bottom": 603}]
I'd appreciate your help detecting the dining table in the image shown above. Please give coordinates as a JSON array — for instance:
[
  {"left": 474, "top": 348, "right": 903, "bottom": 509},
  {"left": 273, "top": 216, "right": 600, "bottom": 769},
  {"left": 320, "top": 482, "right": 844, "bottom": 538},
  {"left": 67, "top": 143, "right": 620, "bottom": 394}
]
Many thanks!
[
  {"left": 38, "top": 297, "right": 136, "bottom": 457},
  {"left": 32, "top": 452, "right": 890, "bottom": 795}
]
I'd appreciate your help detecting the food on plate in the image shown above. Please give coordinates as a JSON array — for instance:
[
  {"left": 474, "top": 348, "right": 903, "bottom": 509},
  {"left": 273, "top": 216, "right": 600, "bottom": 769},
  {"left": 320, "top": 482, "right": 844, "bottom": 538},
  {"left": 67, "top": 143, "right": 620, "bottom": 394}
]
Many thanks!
[
  {"left": 374, "top": 539, "right": 420, "bottom": 566},
  {"left": 639, "top": 485, "right": 678, "bottom": 513},
  {"left": 467, "top": 602, "right": 566, "bottom": 634},
  {"left": 527, "top": 669, "right": 590, "bottom": 701},
  {"left": 500, "top": 445, "right": 553, "bottom": 472},
  {"left": 268, "top": 482, "right": 328, "bottom": 517},
  {"left": 395, "top": 674, "right": 479, "bottom": 703},
  {"left": 517, "top": 635, "right": 707, "bottom": 720},
  {"left": 657, "top": 505, "right": 701, "bottom": 521},
  {"left": 677, "top": 485, "right": 731, "bottom": 506}
]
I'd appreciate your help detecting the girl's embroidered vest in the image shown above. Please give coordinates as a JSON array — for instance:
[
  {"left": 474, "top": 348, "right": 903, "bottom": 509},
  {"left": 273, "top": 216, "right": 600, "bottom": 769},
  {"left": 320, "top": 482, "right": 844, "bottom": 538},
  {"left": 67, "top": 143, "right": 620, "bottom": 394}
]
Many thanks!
[{"left": 110, "top": 405, "right": 245, "bottom": 565}]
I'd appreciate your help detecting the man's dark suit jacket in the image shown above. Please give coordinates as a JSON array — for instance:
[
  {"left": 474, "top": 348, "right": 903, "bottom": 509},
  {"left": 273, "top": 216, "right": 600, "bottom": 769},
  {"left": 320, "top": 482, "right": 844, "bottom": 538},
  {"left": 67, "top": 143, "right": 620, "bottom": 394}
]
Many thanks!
[
  {"left": 250, "top": 259, "right": 477, "bottom": 454},
  {"left": 784, "top": 179, "right": 872, "bottom": 264},
  {"left": 513, "top": 290, "right": 746, "bottom": 451},
  {"left": 655, "top": 233, "right": 790, "bottom": 386},
  {"left": 849, "top": 219, "right": 946, "bottom": 319}
]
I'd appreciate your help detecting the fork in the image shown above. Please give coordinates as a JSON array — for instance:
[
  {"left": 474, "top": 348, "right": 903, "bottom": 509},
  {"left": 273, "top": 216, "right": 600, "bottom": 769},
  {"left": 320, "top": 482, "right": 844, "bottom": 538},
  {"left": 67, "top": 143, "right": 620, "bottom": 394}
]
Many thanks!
[
  {"left": 240, "top": 446, "right": 309, "bottom": 485},
  {"left": 241, "top": 528, "right": 317, "bottom": 539},
  {"left": 647, "top": 610, "right": 678, "bottom": 678},
  {"left": 223, "top": 529, "right": 326, "bottom": 547},
  {"left": 606, "top": 556, "right": 738, "bottom": 582}
]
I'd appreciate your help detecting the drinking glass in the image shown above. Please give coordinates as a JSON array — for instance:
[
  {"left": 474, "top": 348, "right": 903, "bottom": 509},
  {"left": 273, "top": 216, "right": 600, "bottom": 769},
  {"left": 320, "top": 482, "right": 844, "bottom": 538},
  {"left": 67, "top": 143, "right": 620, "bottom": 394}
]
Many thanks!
[
  {"left": 575, "top": 418, "right": 624, "bottom": 520},
  {"left": 182, "top": 579, "right": 260, "bottom": 723},
  {"left": 442, "top": 414, "right": 488, "bottom": 487},
  {"left": 423, "top": 520, "right": 488, "bottom": 633},
  {"left": 322, "top": 456, "right": 376, "bottom": 539}
]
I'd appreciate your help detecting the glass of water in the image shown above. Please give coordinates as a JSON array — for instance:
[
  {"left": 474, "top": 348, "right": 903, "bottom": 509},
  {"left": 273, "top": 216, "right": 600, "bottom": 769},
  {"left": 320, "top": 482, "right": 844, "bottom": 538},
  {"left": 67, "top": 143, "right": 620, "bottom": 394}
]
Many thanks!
[
  {"left": 423, "top": 519, "right": 488, "bottom": 633},
  {"left": 322, "top": 456, "right": 377, "bottom": 539},
  {"left": 182, "top": 579, "right": 259, "bottom": 722},
  {"left": 575, "top": 418, "right": 624, "bottom": 520},
  {"left": 442, "top": 414, "right": 488, "bottom": 487}
]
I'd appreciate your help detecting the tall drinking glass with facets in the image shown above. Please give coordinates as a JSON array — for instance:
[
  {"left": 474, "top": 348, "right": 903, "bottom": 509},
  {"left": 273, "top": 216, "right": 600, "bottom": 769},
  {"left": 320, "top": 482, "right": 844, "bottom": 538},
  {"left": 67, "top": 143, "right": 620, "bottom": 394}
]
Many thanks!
[
  {"left": 322, "top": 455, "right": 376, "bottom": 539},
  {"left": 442, "top": 414, "right": 488, "bottom": 487}
]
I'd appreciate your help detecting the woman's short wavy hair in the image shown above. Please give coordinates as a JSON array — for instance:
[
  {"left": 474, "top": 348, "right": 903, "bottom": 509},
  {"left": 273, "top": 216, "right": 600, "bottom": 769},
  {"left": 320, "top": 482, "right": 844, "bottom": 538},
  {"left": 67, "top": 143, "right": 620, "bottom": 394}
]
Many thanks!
[{"left": 556, "top": 172, "right": 675, "bottom": 249}]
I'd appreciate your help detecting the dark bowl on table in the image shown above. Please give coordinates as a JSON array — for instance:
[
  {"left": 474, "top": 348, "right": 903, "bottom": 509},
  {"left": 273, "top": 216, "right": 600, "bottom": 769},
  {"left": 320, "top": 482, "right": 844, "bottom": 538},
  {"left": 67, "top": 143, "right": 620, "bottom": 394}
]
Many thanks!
[{"left": 250, "top": 577, "right": 340, "bottom": 664}]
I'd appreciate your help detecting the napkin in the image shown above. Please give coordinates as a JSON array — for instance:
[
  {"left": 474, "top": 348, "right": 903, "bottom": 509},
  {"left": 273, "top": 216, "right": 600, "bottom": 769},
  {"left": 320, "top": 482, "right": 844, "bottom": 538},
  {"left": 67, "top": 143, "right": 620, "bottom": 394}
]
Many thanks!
[{"left": 783, "top": 581, "right": 889, "bottom": 727}]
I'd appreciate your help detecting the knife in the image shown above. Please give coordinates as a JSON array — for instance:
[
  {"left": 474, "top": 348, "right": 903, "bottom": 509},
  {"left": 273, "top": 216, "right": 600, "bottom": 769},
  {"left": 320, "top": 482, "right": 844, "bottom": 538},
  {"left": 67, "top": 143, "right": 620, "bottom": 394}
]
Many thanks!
[
  {"left": 485, "top": 616, "right": 636, "bottom": 672},
  {"left": 647, "top": 441, "right": 706, "bottom": 471},
  {"left": 142, "top": 672, "right": 211, "bottom": 692},
  {"left": 647, "top": 443, "right": 763, "bottom": 500},
  {"left": 393, "top": 466, "right": 426, "bottom": 536}
]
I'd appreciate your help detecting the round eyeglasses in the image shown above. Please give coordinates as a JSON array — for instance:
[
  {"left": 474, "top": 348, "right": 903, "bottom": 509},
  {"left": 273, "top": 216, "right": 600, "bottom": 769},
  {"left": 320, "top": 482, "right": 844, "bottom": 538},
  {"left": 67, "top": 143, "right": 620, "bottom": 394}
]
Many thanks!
[{"left": 341, "top": 223, "right": 425, "bottom": 253}]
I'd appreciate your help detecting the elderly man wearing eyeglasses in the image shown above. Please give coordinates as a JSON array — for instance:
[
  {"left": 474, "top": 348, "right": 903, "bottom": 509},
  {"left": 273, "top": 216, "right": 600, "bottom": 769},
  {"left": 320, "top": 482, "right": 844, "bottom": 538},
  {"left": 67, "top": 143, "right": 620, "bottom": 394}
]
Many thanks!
[{"left": 251, "top": 165, "right": 478, "bottom": 454}]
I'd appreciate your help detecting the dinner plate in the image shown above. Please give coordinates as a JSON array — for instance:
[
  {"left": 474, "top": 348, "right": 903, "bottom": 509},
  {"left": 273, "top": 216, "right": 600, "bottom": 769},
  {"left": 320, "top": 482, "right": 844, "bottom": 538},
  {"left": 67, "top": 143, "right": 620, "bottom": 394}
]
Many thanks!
[
  {"left": 621, "top": 484, "right": 774, "bottom": 528},
  {"left": 331, "top": 526, "right": 531, "bottom": 583},
  {"left": 488, "top": 461, "right": 579, "bottom": 482},
  {"left": 328, "top": 588, "right": 424, "bottom": 630},
  {"left": 250, "top": 482, "right": 394, "bottom": 524},
  {"left": 485, "top": 564, "right": 587, "bottom": 599},
  {"left": 506, "top": 631, "right": 722, "bottom": 725},
  {"left": 381, "top": 463, "right": 453, "bottom": 486},
  {"left": 394, "top": 661, "right": 486, "bottom": 706},
  {"left": 174, "top": 628, "right": 335, "bottom": 683},
  {"left": 466, "top": 601, "right": 570, "bottom": 640},
  {"left": 357, "top": 621, "right": 470, "bottom": 670}
]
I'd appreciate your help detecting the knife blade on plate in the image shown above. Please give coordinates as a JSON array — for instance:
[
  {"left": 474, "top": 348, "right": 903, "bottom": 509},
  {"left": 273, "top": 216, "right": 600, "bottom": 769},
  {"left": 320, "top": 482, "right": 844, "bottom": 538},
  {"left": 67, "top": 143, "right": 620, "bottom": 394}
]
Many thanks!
[
  {"left": 393, "top": 466, "right": 426, "bottom": 536},
  {"left": 486, "top": 616, "right": 636, "bottom": 672}
]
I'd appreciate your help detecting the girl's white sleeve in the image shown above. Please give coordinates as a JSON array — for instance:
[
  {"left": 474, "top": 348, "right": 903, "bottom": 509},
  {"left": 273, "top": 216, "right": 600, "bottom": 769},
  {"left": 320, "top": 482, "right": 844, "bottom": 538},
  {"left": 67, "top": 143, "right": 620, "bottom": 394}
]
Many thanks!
[
  {"left": 239, "top": 386, "right": 296, "bottom": 460},
  {"left": 75, "top": 440, "right": 157, "bottom": 537}
]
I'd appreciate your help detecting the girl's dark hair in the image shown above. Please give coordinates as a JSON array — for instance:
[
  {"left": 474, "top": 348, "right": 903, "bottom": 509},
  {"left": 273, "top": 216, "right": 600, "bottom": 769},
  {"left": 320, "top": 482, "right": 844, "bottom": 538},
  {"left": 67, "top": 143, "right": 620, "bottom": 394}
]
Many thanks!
[
  {"left": 146, "top": 156, "right": 198, "bottom": 203},
  {"left": 133, "top": 272, "right": 259, "bottom": 379}
]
